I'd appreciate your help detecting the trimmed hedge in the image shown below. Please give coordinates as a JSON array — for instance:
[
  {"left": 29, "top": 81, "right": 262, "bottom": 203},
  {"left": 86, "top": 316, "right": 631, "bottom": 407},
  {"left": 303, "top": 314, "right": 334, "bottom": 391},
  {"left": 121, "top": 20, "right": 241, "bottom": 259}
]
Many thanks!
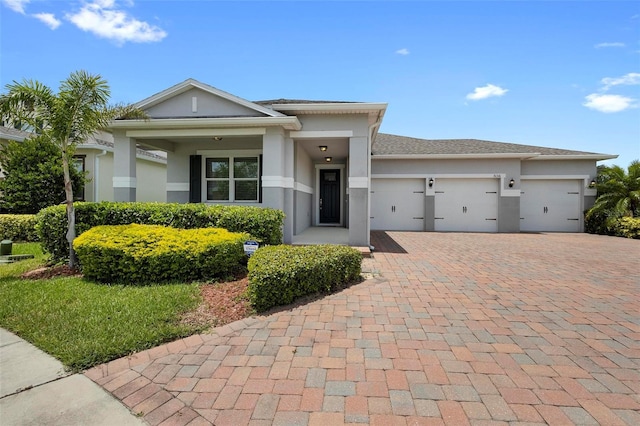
[
  {"left": 0, "top": 214, "right": 39, "bottom": 242},
  {"left": 74, "top": 224, "right": 248, "bottom": 283},
  {"left": 37, "top": 202, "right": 285, "bottom": 262},
  {"left": 247, "top": 245, "right": 362, "bottom": 312}
]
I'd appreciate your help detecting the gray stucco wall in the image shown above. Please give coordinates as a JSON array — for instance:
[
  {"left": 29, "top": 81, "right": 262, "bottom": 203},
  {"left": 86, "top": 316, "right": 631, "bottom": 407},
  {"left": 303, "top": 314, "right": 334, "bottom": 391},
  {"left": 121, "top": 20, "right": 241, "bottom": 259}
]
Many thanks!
[
  {"left": 297, "top": 115, "right": 369, "bottom": 137},
  {"left": 348, "top": 188, "right": 368, "bottom": 246},
  {"left": 146, "top": 88, "right": 264, "bottom": 118},
  {"left": 372, "top": 158, "right": 522, "bottom": 177},
  {"left": 294, "top": 191, "right": 312, "bottom": 234},
  {"left": 498, "top": 197, "right": 520, "bottom": 232},
  {"left": 521, "top": 160, "right": 596, "bottom": 176},
  {"left": 424, "top": 196, "right": 435, "bottom": 232}
]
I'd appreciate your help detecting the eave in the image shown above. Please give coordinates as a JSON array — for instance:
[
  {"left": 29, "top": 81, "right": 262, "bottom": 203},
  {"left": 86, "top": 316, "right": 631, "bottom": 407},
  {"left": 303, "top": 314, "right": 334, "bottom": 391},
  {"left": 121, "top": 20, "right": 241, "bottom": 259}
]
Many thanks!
[
  {"left": 372, "top": 153, "right": 541, "bottom": 160},
  {"left": 525, "top": 154, "right": 618, "bottom": 161},
  {"left": 109, "top": 116, "right": 302, "bottom": 131}
]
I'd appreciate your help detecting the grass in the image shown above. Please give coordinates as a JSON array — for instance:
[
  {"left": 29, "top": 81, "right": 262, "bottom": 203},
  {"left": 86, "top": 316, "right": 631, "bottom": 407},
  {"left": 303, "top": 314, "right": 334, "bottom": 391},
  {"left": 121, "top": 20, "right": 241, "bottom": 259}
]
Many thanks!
[{"left": 0, "top": 243, "right": 202, "bottom": 372}]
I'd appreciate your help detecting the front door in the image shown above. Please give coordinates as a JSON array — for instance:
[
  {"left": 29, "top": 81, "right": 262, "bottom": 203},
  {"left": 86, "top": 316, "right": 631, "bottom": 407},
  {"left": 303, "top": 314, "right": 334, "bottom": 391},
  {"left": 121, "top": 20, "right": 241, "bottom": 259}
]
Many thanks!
[{"left": 319, "top": 169, "right": 340, "bottom": 224}]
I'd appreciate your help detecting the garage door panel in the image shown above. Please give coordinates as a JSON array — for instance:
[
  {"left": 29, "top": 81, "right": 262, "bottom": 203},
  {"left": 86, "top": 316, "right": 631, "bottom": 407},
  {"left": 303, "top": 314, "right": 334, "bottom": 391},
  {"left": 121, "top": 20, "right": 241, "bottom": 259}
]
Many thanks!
[
  {"left": 371, "top": 179, "right": 425, "bottom": 231},
  {"left": 434, "top": 179, "right": 498, "bottom": 232},
  {"left": 520, "top": 180, "right": 581, "bottom": 232}
]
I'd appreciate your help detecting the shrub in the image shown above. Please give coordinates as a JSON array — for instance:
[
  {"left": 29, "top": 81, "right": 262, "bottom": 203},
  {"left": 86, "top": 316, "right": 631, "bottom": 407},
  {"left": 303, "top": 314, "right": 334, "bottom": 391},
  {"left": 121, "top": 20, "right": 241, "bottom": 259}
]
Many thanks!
[
  {"left": 0, "top": 136, "right": 85, "bottom": 214},
  {"left": 0, "top": 214, "right": 39, "bottom": 242},
  {"left": 611, "top": 217, "right": 640, "bottom": 239},
  {"left": 37, "top": 202, "right": 285, "bottom": 262},
  {"left": 584, "top": 209, "right": 611, "bottom": 235},
  {"left": 247, "top": 245, "right": 362, "bottom": 312},
  {"left": 74, "top": 224, "right": 248, "bottom": 283}
]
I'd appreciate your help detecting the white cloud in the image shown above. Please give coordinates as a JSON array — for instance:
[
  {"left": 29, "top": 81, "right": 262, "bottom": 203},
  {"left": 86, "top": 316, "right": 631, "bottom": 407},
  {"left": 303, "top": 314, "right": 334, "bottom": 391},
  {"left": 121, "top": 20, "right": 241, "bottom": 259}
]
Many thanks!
[
  {"left": 601, "top": 72, "right": 640, "bottom": 91},
  {"left": 466, "top": 84, "right": 508, "bottom": 101},
  {"left": 2, "top": 0, "right": 29, "bottom": 14},
  {"left": 66, "top": 0, "right": 167, "bottom": 44},
  {"left": 33, "top": 12, "right": 61, "bottom": 30},
  {"left": 583, "top": 93, "right": 637, "bottom": 113},
  {"left": 395, "top": 48, "right": 410, "bottom": 55},
  {"left": 594, "top": 42, "right": 625, "bottom": 49}
]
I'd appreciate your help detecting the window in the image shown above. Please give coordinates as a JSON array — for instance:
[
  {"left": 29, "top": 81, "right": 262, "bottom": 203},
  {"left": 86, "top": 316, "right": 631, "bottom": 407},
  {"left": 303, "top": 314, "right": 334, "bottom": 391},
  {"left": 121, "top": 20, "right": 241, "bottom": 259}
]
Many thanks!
[
  {"left": 73, "top": 155, "right": 86, "bottom": 201},
  {"left": 205, "top": 156, "right": 259, "bottom": 202}
]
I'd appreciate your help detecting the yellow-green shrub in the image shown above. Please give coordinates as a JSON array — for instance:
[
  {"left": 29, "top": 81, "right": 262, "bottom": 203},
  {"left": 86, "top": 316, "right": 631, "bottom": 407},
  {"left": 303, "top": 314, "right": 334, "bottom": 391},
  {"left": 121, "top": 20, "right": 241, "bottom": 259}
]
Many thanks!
[
  {"left": 612, "top": 217, "right": 640, "bottom": 239},
  {"left": 0, "top": 214, "right": 39, "bottom": 242},
  {"left": 37, "top": 202, "right": 284, "bottom": 262},
  {"left": 74, "top": 224, "right": 248, "bottom": 284},
  {"left": 247, "top": 245, "right": 362, "bottom": 312}
]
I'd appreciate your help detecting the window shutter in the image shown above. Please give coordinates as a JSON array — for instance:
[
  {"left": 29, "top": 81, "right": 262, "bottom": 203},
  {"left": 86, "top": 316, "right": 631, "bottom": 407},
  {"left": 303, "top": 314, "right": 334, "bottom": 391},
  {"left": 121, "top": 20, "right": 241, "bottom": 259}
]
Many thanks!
[
  {"left": 259, "top": 154, "right": 263, "bottom": 203},
  {"left": 189, "top": 155, "right": 202, "bottom": 203}
]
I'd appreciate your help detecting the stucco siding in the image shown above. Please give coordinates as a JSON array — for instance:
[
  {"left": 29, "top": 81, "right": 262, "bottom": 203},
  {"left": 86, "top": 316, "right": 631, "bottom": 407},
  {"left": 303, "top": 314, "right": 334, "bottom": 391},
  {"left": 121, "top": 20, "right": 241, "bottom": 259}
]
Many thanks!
[
  {"left": 372, "top": 158, "right": 521, "bottom": 179},
  {"left": 298, "top": 115, "right": 369, "bottom": 137},
  {"left": 146, "top": 88, "right": 265, "bottom": 118},
  {"left": 521, "top": 159, "right": 596, "bottom": 177},
  {"left": 295, "top": 191, "right": 312, "bottom": 235},
  {"left": 295, "top": 143, "right": 314, "bottom": 188},
  {"left": 137, "top": 160, "right": 167, "bottom": 202}
]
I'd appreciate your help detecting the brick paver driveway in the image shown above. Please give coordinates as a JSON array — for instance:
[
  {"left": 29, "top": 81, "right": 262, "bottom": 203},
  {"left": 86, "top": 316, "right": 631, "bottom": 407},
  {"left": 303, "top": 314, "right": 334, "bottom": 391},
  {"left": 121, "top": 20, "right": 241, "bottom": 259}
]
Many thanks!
[{"left": 87, "top": 232, "right": 640, "bottom": 425}]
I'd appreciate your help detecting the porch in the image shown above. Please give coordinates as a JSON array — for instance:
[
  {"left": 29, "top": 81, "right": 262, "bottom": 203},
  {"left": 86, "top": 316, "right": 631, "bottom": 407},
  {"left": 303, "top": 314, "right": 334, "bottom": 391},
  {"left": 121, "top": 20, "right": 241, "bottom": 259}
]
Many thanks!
[{"left": 291, "top": 227, "right": 349, "bottom": 245}]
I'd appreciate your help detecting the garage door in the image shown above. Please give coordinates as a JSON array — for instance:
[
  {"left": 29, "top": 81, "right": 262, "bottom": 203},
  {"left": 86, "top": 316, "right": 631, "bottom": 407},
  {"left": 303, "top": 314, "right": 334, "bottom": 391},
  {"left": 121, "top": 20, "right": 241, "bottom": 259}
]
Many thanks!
[
  {"left": 520, "top": 180, "right": 581, "bottom": 232},
  {"left": 371, "top": 179, "right": 425, "bottom": 231},
  {"left": 434, "top": 178, "right": 499, "bottom": 232}
]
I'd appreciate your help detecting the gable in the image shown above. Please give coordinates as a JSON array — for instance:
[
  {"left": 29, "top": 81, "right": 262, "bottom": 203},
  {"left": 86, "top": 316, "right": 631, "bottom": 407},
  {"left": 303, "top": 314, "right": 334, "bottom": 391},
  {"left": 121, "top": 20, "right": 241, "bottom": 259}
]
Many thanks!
[
  {"left": 136, "top": 79, "right": 285, "bottom": 120},
  {"left": 144, "top": 87, "right": 272, "bottom": 119}
]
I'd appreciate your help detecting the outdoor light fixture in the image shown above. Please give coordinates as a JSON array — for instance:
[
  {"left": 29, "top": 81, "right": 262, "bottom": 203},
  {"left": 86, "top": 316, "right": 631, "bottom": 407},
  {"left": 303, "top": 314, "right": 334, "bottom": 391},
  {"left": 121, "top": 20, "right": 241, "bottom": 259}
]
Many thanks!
[
  {"left": 589, "top": 179, "right": 596, "bottom": 188},
  {"left": 509, "top": 178, "right": 515, "bottom": 188},
  {"left": 324, "top": 157, "right": 332, "bottom": 162},
  {"left": 319, "top": 145, "right": 328, "bottom": 152},
  {"left": 213, "top": 136, "right": 223, "bottom": 141},
  {"left": 428, "top": 178, "right": 434, "bottom": 188}
]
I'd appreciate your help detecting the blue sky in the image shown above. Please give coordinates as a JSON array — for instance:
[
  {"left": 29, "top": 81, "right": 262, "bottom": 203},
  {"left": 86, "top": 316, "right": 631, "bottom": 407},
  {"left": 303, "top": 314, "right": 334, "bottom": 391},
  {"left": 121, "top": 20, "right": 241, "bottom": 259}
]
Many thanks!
[{"left": 1, "top": 0, "right": 639, "bottom": 167}]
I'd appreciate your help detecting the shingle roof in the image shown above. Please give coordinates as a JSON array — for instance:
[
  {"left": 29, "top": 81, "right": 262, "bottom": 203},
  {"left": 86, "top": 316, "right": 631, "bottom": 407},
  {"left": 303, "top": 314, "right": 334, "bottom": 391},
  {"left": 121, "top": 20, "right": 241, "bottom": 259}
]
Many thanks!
[
  {"left": 0, "top": 126, "right": 31, "bottom": 142},
  {"left": 255, "top": 99, "right": 358, "bottom": 105},
  {"left": 372, "top": 133, "right": 605, "bottom": 157}
]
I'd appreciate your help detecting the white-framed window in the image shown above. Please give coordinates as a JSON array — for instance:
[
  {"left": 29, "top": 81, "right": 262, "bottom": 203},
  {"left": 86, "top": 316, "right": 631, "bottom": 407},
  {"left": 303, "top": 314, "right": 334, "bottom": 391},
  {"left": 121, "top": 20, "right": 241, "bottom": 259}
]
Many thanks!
[{"left": 203, "top": 153, "right": 260, "bottom": 202}]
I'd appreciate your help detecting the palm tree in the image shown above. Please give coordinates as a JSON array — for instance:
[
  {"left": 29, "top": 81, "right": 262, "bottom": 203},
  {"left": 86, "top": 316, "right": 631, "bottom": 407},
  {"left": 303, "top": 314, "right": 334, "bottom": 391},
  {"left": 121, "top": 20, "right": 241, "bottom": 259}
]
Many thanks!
[
  {"left": 0, "top": 70, "right": 144, "bottom": 267},
  {"left": 586, "top": 160, "right": 640, "bottom": 233}
]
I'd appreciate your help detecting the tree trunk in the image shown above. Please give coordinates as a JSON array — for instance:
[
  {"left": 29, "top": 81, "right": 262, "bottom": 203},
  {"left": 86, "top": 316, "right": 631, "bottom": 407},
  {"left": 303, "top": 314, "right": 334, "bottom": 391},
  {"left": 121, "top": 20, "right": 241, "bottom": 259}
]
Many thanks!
[{"left": 62, "top": 151, "right": 78, "bottom": 268}]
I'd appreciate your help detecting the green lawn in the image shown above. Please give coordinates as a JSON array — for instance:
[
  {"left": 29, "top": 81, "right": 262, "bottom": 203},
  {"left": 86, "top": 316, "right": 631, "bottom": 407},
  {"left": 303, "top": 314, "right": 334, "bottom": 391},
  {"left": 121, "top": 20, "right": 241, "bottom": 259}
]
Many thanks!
[{"left": 0, "top": 243, "right": 202, "bottom": 372}]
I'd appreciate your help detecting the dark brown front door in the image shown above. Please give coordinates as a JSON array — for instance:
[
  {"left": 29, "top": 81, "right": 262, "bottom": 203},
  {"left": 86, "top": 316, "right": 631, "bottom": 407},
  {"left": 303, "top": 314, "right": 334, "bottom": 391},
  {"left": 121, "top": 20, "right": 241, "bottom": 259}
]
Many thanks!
[{"left": 319, "top": 169, "right": 340, "bottom": 224}]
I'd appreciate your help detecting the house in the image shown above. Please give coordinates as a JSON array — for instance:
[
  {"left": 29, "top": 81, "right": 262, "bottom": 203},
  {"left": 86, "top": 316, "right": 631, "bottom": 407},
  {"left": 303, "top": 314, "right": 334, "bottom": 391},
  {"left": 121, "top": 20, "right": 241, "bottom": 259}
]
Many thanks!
[
  {"left": 0, "top": 126, "right": 167, "bottom": 203},
  {"left": 108, "top": 79, "right": 616, "bottom": 246}
]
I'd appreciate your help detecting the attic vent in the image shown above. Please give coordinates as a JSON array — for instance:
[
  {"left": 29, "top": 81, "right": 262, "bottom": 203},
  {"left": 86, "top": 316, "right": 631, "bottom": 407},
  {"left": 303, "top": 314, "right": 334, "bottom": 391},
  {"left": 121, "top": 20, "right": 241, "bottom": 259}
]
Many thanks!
[{"left": 192, "top": 96, "right": 197, "bottom": 113}]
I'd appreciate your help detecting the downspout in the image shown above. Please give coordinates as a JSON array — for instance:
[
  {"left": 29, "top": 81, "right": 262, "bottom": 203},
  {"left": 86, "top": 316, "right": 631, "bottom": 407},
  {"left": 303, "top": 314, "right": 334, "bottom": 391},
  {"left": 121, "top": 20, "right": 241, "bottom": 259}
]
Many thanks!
[
  {"left": 367, "top": 113, "right": 383, "bottom": 250},
  {"left": 94, "top": 150, "right": 108, "bottom": 201}
]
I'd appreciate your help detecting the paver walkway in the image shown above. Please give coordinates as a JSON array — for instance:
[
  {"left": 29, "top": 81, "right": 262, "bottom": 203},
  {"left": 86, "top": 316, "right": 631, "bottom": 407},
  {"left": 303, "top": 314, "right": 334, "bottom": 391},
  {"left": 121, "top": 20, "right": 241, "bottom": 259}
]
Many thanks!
[{"left": 86, "top": 232, "right": 640, "bottom": 425}]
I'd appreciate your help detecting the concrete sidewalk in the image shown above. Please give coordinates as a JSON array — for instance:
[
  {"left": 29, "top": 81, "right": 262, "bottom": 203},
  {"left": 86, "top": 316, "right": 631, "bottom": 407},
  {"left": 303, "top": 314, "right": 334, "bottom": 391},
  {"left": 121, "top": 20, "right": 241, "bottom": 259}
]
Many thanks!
[{"left": 0, "top": 328, "right": 145, "bottom": 425}]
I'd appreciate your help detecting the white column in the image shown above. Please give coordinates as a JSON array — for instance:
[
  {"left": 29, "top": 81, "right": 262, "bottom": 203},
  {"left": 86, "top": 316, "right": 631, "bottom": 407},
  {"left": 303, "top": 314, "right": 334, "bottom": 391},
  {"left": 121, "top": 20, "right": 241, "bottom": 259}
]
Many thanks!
[{"left": 112, "top": 130, "right": 137, "bottom": 202}]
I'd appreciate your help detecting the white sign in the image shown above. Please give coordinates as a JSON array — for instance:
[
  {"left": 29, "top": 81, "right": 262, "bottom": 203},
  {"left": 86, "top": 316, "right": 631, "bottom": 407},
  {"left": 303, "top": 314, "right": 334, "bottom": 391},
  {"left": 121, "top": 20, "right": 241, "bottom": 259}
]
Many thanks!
[{"left": 243, "top": 240, "right": 259, "bottom": 256}]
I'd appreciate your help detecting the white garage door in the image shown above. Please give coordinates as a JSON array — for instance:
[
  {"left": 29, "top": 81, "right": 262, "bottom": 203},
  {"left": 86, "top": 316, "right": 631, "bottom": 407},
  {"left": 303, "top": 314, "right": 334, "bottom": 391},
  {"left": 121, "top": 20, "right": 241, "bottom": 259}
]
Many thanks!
[
  {"left": 371, "top": 179, "right": 425, "bottom": 231},
  {"left": 520, "top": 180, "right": 581, "bottom": 232},
  {"left": 434, "top": 178, "right": 499, "bottom": 232}
]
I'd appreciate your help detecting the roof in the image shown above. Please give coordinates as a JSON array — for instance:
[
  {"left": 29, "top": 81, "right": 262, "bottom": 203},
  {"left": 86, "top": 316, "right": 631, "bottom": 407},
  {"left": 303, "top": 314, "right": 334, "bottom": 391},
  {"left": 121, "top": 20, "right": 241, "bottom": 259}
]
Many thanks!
[
  {"left": 255, "top": 99, "right": 358, "bottom": 105},
  {"left": 0, "top": 126, "right": 31, "bottom": 142},
  {"left": 372, "top": 133, "right": 615, "bottom": 159}
]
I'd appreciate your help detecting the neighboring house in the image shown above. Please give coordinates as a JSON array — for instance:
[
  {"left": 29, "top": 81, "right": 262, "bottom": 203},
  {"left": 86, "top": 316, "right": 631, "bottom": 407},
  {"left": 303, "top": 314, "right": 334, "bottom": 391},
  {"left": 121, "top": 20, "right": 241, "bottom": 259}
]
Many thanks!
[
  {"left": 106, "top": 79, "right": 615, "bottom": 246},
  {"left": 0, "top": 126, "right": 167, "bottom": 202}
]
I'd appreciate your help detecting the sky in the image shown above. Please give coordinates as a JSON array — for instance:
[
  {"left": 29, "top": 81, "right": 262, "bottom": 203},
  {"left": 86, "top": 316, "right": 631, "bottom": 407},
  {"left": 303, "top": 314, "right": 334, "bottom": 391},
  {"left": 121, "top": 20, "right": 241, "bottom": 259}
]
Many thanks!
[{"left": 1, "top": 0, "right": 639, "bottom": 167}]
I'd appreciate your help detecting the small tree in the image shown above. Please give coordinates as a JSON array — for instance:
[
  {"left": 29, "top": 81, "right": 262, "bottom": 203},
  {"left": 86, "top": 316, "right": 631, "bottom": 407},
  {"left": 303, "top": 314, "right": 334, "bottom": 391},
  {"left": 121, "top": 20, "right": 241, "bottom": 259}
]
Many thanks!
[
  {"left": 0, "top": 70, "right": 144, "bottom": 267},
  {"left": 0, "top": 136, "right": 86, "bottom": 214},
  {"left": 586, "top": 160, "right": 640, "bottom": 233}
]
